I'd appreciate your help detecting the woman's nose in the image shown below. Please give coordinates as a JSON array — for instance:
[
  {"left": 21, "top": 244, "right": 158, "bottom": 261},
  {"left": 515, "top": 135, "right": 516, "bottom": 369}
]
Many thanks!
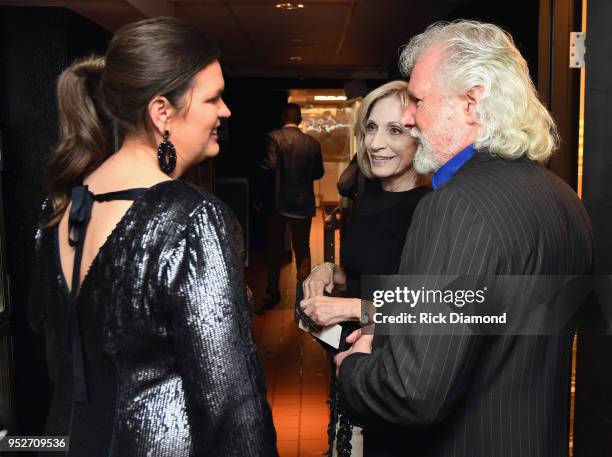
[
  {"left": 219, "top": 99, "right": 231, "bottom": 118},
  {"left": 369, "top": 130, "right": 386, "bottom": 150}
]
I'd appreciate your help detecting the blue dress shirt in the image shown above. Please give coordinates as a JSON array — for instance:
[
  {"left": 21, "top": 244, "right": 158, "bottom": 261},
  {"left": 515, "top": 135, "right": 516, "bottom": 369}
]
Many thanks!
[{"left": 432, "top": 144, "right": 477, "bottom": 190}]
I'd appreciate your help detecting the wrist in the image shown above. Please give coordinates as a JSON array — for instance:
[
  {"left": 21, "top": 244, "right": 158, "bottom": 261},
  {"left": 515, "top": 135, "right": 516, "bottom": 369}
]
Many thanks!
[
  {"left": 346, "top": 299, "right": 361, "bottom": 321},
  {"left": 311, "top": 262, "right": 335, "bottom": 274}
]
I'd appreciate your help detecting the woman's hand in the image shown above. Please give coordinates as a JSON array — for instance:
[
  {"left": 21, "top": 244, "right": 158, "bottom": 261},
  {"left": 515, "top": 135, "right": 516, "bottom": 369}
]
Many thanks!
[
  {"left": 299, "top": 296, "right": 360, "bottom": 327},
  {"left": 302, "top": 265, "right": 335, "bottom": 299}
]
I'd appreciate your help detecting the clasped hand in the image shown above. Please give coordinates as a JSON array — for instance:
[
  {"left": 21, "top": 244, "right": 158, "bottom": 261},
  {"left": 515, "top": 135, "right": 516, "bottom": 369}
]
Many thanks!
[
  {"left": 300, "top": 265, "right": 359, "bottom": 326},
  {"left": 301, "top": 264, "right": 372, "bottom": 375},
  {"left": 334, "top": 328, "right": 373, "bottom": 376},
  {"left": 299, "top": 295, "right": 361, "bottom": 326}
]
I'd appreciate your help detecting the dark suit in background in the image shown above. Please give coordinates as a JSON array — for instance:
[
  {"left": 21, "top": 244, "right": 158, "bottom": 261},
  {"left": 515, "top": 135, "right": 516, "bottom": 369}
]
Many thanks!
[
  {"left": 261, "top": 124, "right": 324, "bottom": 300},
  {"left": 339, "top": 151, "right": 593, "bottom": 456}
]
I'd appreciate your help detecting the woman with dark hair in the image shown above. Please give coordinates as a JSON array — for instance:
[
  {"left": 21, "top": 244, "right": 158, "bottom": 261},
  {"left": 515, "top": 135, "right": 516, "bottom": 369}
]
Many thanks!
[{"left": 28, "top": 17, "right": 277, "bottom": 457}]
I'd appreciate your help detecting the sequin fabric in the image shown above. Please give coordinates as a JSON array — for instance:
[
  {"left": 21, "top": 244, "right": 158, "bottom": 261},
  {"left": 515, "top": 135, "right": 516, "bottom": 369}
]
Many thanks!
[{"left": 29, "top": 181, "right": 278, "bottom": 457}]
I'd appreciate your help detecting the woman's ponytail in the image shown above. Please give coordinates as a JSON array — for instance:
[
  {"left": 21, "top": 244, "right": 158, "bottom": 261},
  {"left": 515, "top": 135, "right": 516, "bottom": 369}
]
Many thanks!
[
  {"left": 47, "top": 55, "right": 110, "bottom": 226},
  {"left": 46, "top": 18, "right": 220, "bottom": 225}
]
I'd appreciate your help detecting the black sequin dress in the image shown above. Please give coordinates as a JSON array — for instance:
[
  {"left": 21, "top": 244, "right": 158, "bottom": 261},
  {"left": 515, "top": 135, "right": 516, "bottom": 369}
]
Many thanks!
[{"left": 28, "top": 180, "right": 278, "bottom": 457}]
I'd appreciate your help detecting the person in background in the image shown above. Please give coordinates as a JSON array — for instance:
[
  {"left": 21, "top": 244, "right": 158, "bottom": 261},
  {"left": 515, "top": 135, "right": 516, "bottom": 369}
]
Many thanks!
[
  {"left": 28, "top": 17, "right": 277, "bottom": 457},
  {"left": 300, "top": 80, "right": 429, "bottom": 457},
  {"left": 258, "top": 103, "right": 324, "bottom": 309}
]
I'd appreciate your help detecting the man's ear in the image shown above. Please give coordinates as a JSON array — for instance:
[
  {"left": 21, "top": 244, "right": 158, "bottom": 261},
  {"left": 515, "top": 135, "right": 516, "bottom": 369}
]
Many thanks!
[
  {"left": 465, "top": 85, "right": 484, "bottom": 125},
  {"left": 147, "top": 95, "right": 176, "bottom": 138}
]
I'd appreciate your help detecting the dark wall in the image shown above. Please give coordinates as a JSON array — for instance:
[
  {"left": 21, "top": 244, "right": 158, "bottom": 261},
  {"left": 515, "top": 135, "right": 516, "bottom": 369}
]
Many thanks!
[
  {"left": 0, "top": 6, "right": 110, "bottom": 436},
  {"left": 216, "top": 82, "right": 287, "bottom": 180},
  {"left": 215, "top": 82, "right": 287, "bottom": 250},
  {"left": 447, "top": 0, "right": 540, "bottom": 81},
  {"left": 574, "top": 0, "right": 612, "bottom": 454}
]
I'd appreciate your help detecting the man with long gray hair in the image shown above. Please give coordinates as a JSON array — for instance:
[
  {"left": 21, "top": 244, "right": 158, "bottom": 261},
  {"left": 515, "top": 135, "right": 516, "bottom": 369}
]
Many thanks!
[{"left": 334, "top": 21, "right": 592, "bottom": 456}]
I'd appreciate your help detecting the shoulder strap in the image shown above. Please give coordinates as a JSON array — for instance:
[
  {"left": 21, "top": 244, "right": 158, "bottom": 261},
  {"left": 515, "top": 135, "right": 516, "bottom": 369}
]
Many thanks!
[{"left": 68, "top": 186, "right": 148, "bottom": 295}]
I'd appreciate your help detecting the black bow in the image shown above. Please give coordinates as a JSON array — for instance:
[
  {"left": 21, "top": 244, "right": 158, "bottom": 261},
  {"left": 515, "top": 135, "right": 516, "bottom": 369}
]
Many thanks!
[{"left": 68, "top": 184, "right": 94, "bottom": 247}]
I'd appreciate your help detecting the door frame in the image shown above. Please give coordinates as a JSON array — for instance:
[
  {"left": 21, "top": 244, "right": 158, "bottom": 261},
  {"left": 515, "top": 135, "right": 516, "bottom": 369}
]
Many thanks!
[{"left": 538, "top": 0, "right": 583, "bottom": 188}]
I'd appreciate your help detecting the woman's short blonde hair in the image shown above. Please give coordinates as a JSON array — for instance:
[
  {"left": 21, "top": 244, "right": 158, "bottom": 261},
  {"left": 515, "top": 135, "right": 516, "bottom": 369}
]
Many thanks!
[{"left": 354, "top": 80, "right": 409, "bottom": 178}]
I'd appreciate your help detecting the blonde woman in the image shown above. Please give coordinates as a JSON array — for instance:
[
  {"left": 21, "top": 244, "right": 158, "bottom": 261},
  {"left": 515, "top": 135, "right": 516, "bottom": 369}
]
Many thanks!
[{"left": 300, "top": 81, "right": 429, "bottom": 456}]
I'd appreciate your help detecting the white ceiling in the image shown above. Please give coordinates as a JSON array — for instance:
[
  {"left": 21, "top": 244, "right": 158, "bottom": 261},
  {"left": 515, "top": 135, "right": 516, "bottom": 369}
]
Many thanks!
[{"left": 3, "top": 0, "right": 471, "bottom": 78}]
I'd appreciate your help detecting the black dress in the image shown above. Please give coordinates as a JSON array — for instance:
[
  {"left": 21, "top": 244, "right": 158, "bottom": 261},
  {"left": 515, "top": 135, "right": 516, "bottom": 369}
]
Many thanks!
[
  {"left": 330, "top": 183, "right": 429, "bottom": 456},
  {"left": 28, "top": 180, "right": 278, "bottom": 457},
  {"left": 341, "top": 183, "right": 430, "bottom": 298}
]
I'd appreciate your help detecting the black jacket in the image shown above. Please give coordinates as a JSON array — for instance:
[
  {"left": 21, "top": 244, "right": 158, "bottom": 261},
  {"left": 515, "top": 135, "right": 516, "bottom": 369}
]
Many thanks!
[
  {"left": 260, "top": 125, "right": 324, "bottom": 217},
  {"left": 339, "top": 150, "right": 593, "bottom": 457}
]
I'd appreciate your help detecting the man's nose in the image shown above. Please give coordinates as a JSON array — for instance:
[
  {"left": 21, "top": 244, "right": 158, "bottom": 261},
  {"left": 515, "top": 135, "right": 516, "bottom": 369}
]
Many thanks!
[{"left": 401, "top": 104, "right": 416, "bottom": 127}]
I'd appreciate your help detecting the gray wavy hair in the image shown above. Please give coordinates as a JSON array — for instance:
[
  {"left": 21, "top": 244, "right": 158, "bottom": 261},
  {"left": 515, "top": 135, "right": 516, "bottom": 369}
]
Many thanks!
[{"left": 399, "top": 20, "right": 559, "bottom": 162}]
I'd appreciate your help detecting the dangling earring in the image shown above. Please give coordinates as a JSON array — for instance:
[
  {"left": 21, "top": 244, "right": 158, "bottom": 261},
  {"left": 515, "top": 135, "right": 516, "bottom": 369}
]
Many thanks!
[{"left": 157, "top": 130, "right": 177, "bottom": 174}]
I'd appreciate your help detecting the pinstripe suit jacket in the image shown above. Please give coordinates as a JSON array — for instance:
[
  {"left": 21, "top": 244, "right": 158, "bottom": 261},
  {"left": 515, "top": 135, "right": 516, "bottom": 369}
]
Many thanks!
[{"left": 338, "top": 150, "right": 593, "bottom": 457}]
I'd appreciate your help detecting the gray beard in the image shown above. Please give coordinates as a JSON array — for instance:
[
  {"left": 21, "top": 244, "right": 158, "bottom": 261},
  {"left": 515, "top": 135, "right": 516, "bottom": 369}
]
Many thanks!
[{"left": 411, "top": 128, "right": 441, "bottom": 174}]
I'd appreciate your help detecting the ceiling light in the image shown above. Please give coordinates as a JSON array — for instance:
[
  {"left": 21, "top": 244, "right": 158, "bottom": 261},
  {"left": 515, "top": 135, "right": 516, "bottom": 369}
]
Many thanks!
[
  {"left": 275, "top": 3, "right": 305, "bottom": 11},
  {"left": 314, "top": 95, "right": 347, "bottom": 101},
  {"left": 289, "top": 56, "right": 302, "bottom": 62}
]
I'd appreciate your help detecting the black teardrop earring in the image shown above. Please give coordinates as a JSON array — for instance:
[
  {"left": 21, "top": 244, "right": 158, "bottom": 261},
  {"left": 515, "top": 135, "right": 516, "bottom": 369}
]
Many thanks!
[{"left": 157, "top": 130, "right": 177, "bottom": 174}]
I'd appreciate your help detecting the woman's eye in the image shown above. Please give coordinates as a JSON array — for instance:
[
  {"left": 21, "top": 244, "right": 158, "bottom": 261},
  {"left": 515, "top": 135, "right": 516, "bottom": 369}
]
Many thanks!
[
  {"left": 390, "top": 127, "right": 403, "bottom": 135},
  {"left": 366, "top": 123, "right": 377, "bottom": 132}
]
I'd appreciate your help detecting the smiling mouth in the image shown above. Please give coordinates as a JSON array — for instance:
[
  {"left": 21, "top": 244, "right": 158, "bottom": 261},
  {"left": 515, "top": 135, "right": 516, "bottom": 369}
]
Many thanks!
[{"left": 370, "top": 155, "right": 395, "bottom": 163}]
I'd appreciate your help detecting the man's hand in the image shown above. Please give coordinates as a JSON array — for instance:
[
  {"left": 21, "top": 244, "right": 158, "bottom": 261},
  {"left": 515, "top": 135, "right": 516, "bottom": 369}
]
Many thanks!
[
  {"left": 299, "top": 296, "right": 360, "bottom": 326},
  {"left": 334, "top": 328, "right": 373, "bottom": 375}
]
